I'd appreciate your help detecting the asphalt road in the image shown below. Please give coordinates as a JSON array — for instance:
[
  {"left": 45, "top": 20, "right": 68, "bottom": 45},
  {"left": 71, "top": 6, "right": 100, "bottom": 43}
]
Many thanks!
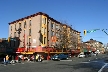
[{"left": 0, "top": 54, "right": 108, "bottom": 72}]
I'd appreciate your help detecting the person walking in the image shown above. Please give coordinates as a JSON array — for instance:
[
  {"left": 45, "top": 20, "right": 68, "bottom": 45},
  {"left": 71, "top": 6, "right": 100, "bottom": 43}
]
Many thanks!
[
  {"left": 28, "top": 55, "right": 30, "bottom": 62},
  {"left": 36, "top": 54, "right": 39, "bottom": 62},
  {"left": 11, "top": 55, "right": 15, "bottom": 64},
  {"left": 5, "top": 55, "right": 9, "bottom": 65},
  {"left": 33, "top": 55, "right": 36, "bottom": 62},
  {"left": 38, "top": 55, "right": 41, "bottom": 62},
  {"left": 15, "top": 55, "right": 18, "bottom": 63}
]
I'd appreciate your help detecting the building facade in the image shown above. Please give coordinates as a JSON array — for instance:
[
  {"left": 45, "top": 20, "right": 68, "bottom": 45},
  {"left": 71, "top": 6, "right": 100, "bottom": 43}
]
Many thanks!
[
  {"left": 8, "top": 12, "right": 81, "bottom": 50},
  {"left": 84, "top": 39, "right": 103, "bottom": 52}
]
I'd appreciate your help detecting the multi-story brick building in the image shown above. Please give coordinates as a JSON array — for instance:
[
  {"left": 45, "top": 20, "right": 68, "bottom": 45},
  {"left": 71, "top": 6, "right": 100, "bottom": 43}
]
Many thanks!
[
  {"left": 8, "top": 12, "right": 81, "bottom": 50},
  {"left": 84, "top": 39, "right": 103, "bottom": 52}
]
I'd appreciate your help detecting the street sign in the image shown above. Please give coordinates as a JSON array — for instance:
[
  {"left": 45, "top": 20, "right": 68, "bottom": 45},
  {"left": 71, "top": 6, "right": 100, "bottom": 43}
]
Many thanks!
[{"left": 87, "top": 30, "right": 96, "bottom": 33}]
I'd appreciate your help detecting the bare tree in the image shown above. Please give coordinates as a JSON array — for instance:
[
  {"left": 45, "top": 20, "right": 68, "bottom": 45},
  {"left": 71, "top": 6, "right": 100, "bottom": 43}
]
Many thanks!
[
  {"left": 69, "top": 30, "right": 78, "bottom": 49},
  {"left": 55, "top": 20, "right": 79, "bottom": 52}
]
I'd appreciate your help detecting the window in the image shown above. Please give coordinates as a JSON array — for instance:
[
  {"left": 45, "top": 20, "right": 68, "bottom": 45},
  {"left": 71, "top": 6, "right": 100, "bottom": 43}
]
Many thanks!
[
  {"left": 29, "top": 38, "right": 31, "bottom": 43},
  {"left": 24, "top": 21, "right": 26, "bottom": 28},
  {"left": 29, "top": 38, "right": 31, "bottom": 47},
  {"left": 15, "top": 24, "right": 16, "bottom": 30},
  {"left": 29, "top": 20, "right": 31, "bottom": 26},
  {"left": 10, "top": 33, "right": 12, "bottom": 37},
  {"left": 18, "top": 33, "right": 20, "bottom": 37},
  {"left": 56, "top": 25, "right": 59, "bottom": 29},
  {"left": 42, "top": 18, "right": 47, "bottom": 24},
  {"left": 51, "top": 23, "right": 53, "bottom": 28},
  {"left": 45, "top": 18, "right": 47, "bottom": 24},
  {"left": 14, "top": 32, "right": 16, "bottom": 37},
  {"left": 44, "top": 37, "right": 46, "bottom": 44},
  {"left": 11, "top": 26, "right": 12, "bottom": 31},
  {"left": 41, "top": 27, "right": 44, "bottom": 34},
  {"left": 56, "top": 33, "right": 59, "bottom": 37},
  {"left": 19, "top": 23, "right": 21, "bottom": 28},
  {"left": 44, "top": 27, "right": 47, "bottom": 34},
  {"left": 51, "top": 31, "right": 54, "bottom": 36},
  {"left": 29, "top": 29, "right": 31, "bottom": 36}
]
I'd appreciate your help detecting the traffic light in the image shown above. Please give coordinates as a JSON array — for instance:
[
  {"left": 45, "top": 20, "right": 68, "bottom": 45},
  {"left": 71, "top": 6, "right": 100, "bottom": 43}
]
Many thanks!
[
  {"left": 8, "top": 37, "right": 10, "bottom": 42},
  {"left": 84, "top": 30, "right": 86, "bottom": 35}
]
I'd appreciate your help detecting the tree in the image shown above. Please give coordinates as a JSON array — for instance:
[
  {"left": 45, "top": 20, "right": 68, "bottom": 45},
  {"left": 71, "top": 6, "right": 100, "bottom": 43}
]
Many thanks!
[
  {"left": 55, "top": 20, "right": 79, "bottom": 52},
  {"left": 68, "top": 29, "right": 78, "bottom": 49}
]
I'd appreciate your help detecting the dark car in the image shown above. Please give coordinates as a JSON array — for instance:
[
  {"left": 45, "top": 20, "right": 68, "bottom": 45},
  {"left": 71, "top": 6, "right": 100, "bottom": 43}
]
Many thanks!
[{"left": 51, "top": 54, "right": 69, "bottom": 61}]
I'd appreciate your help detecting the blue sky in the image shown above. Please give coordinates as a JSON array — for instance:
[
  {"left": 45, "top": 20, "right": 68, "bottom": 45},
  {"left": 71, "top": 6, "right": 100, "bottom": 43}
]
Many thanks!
[{"left": 0, "top": 0, "right": 108, "bottom": 44}]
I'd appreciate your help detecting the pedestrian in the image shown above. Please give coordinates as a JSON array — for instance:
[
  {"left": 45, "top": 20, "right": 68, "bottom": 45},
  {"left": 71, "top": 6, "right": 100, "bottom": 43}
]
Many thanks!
[
  {"left": 38, "top": 55, "right": 41, "bottom": 62},
  {"left": 15, "top": 55, "right": 18, "bottom": 63},
  {"left": 4, "top": 57, "right": 6, "bottom": 65},
  {"left": 5, "top": 55, "right": 9, "bottom": 65},
  {"left": 36, "top": 54, "right": 39, "bottom": 62},
  {"left": 34, "top": 55, "right": 36, "bottom": 62},
  {"left": 28, "top": 55, "right": 30, "bottom": 62},
  {"left": 11, "top": 55, "right": 15, "bottom": 64},
  {"left": 40, "top": 55, "right": 43, "bottom": 62},
  {"left": 18, "top": 55, "right": 21, "bottom": 63}
]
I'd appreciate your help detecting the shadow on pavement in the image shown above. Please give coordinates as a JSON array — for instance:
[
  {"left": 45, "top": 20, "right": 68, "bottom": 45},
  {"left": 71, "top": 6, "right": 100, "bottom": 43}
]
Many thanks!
[{"left": 57, "top": 59, "right": 105, "bottom": 72}]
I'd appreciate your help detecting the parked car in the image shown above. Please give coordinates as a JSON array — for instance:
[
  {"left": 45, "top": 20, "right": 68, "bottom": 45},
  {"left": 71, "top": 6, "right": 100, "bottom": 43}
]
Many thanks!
[
  {"left": 51, "top": 54, "right": 69, "bottom": 61},
  {"left": 78, "top": 54, "right": 85, "bottom": 58}
]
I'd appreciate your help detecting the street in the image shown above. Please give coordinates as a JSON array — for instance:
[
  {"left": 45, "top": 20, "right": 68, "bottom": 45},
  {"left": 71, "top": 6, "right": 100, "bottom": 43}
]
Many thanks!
[{"left": 0, "top": 54, "right": 108, "bottom": 72}]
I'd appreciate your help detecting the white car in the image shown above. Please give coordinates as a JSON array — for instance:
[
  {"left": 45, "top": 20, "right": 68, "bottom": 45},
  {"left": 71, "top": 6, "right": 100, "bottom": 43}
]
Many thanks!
[
  {"left": 92, "top": 53, "right": 97, "bottom": 56},
  {"left": 78, "top": 54, "right": 85, "bottom": 58}
]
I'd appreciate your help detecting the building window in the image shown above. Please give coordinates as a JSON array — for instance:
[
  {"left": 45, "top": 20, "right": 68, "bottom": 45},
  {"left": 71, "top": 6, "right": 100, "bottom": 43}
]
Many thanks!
[
  {"left": 24, "top": 21, "right": 26, "bottom": 28},
  {"left": 18, "top": 34, "right": 20, "bottom": 37},
  {"left": 44, "top": 27, "right": 47, "bottom": 34},
  {"left": 29, "top": 29, "right": 31, "bottom": 36},
  {"left": 45, "top": 18, "right": 47, "bottom": 24},
  {"left": 29, "top": 20, "right": 31, "bottom": 26},
  {"left": 44, "top": 37, "right": 46, "bottom": 44},
  {"left": 51, "top": 23, "right": 53, "bottom": 28},
  {"left": 10, "top": 33, "right": 12, "bottom": 37},
  {"left": 41, "top": 27, "right": 44, "bottom": 35},
  {"left": 51, "top": 31, "right": 54, "bottom": 36},
  {"left": 11, "top": 26, "right": 12, "bottom": 31},
  {"left": 29, "top": 38, "right": 31, "bottom": 47},
  {"left": 19, "top": 23, "right": 21, "bottom": 28},
  {"left": 15, "top": 24, "right": 16, "bottom": 30},
  {"left": 14, "top": 32, "right": 16, "bottom": 37},
  {"left": 42, "top": 18, "right": 47, "bottom": 24}
]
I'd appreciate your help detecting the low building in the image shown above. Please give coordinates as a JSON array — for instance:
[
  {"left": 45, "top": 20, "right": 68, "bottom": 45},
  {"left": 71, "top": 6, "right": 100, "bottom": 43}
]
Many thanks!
[{"left": 84, "top": 39, "right": 103, "bottom": 52}]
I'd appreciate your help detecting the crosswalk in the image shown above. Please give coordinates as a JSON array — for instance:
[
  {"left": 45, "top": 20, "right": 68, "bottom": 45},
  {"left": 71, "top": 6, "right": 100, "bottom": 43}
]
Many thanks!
[{"left": 80, "top": 60, "right": 99, "bottom": 64}]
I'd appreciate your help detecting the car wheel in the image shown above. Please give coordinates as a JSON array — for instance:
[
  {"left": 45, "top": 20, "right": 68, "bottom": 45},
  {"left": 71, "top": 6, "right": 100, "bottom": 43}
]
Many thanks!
[
  {"left": 58, "top": 58, "right": 60, "bottom": 61},
  {"left": 67, "top": 58, "right": 69, "bottom": 60}
]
